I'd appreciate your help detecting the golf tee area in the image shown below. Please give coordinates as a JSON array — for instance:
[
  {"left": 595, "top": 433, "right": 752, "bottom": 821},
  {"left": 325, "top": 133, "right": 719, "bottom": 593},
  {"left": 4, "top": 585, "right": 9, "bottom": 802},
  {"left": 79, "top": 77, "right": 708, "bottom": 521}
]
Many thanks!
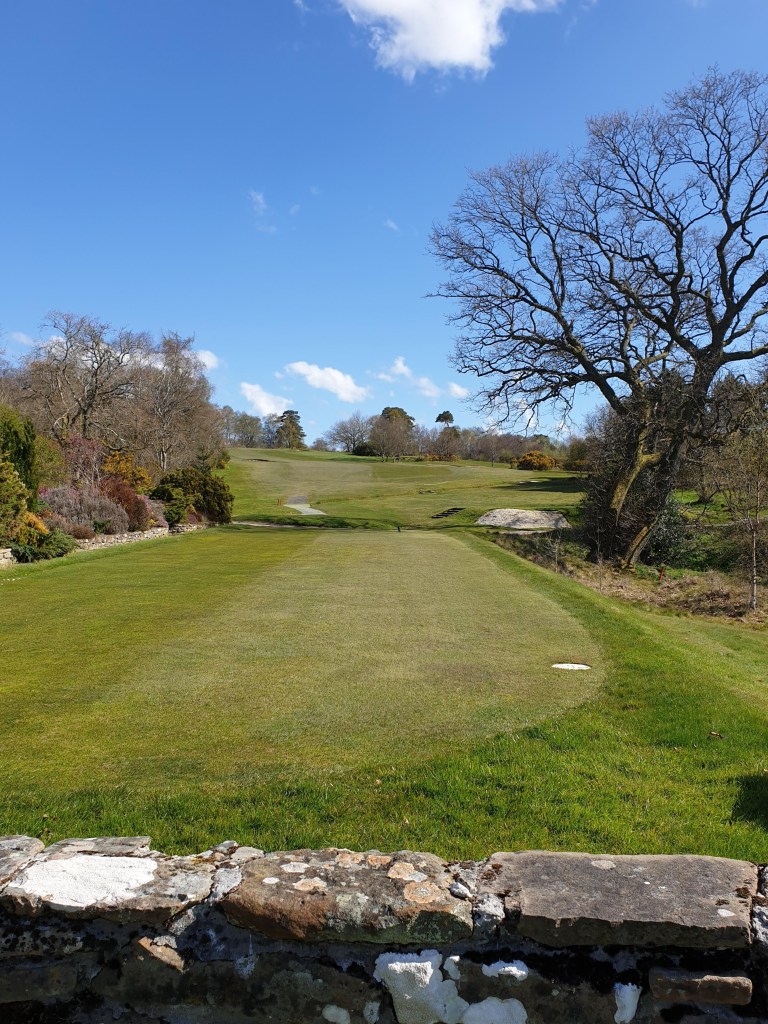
[{"left": 2, "top": 449, "right": 767, "bottom": 862}]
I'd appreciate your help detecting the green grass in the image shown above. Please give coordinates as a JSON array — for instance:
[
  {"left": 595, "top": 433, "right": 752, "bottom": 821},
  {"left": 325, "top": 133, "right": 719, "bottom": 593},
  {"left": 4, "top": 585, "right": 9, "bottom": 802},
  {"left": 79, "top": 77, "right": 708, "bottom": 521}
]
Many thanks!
[
  {"left": 224, "top": 447, "right": 581, "bottom": 528},
  {"left": 2, "top": 450, "right": 768, "bottom": 860},
  {"left": 1, "top": 531, "right": 767, "bottom": 860}
]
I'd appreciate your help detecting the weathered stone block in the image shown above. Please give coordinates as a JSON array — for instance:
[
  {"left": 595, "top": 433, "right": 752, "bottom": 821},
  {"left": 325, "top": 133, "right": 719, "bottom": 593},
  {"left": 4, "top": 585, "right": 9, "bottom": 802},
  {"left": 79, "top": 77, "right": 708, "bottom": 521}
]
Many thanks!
[
  {"left": 478, "top": 851, "right": 756, "bottom": 948},
  {"left": 649, "top": 967, "right": 753, "bottom": 1005},
  {"left": 0, "top": 958, "right": 78, "bottom": 1003},
  {"left": 1, "top": 840, "right": 214, "bottom": 923},
  {"left": 221, "top": 849, "right": 473, "bottom": 944},
  {"left": 0, "top": 837, "right": 44, "bottom": 887}
]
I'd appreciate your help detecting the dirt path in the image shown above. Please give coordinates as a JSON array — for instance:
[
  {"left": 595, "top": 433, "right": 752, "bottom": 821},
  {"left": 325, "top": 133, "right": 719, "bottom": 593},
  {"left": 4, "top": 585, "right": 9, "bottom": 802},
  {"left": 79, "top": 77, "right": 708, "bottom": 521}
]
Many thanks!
[{"left": 284, "top": 494, "right": 327, "bottom": 515}]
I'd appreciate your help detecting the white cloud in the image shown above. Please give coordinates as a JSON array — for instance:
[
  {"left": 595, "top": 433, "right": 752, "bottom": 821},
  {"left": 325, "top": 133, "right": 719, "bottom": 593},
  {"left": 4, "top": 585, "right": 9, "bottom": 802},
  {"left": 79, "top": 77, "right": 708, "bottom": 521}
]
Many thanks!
[
  {"left": 340, "top": 0, "right": 562, "bottom": 80},
  {"left": 416, "top": 375, "right": 441, "bottom": 398},
  {"left": 289, "top": 203, "right": 301, "bottom": 216},
  {"left": 7, "top": 331, "right": 35, "bottom": 347},
  {"left": 285, "top": 360, "right": 370, "bottom": 402},
  {"left": 240, "top": 382, "right": 291, "bottom": 417},
  {"left": 249, "top": 190, "right": 267, "bottom": 215},
  {"left": 196, "top": 349, "right": 220, "bottom": 370},
  {"left": 384, "top": 217, "right": 400, "bottom": 232},
  {"left": 249, "top": 189, "right": 277, "bottom": 233},
  {"left": 391, "top": 355, "right": 412, "bottom": 378},
  {"left": 374, "top": 355, "right": 412, "bottom": 382},
  {"left": 448, "top": 381, "right": 470, "bottom": 399},
  {"left": 309, "top": 184, "right": 321, "bottom": 195}
]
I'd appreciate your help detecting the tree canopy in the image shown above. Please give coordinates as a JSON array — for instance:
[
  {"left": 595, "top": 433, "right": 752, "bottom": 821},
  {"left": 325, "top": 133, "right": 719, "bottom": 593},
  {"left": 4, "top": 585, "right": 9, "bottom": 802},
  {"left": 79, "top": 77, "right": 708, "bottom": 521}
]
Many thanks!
[{"left": 432, "top": 68, "right": 768, "bottom": 563}]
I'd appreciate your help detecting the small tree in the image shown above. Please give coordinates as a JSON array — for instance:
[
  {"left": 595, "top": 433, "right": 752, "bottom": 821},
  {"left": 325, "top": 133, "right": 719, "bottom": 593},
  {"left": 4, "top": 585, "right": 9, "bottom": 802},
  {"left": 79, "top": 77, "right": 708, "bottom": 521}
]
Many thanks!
[
  {"left": 0, "top": 404, "right": 38, "bottom": 495},
  {"left": 0, "top": 455, "right": 28, "bottom": 542},
  {"left": 435, "top": 410, "right": 454, "bottom": 427},
  {"left": 702, "top": 428, "right": 768, "bottom": 611},
  {"left": 275, "top": 410, "right": 305, "bottom": 449}
]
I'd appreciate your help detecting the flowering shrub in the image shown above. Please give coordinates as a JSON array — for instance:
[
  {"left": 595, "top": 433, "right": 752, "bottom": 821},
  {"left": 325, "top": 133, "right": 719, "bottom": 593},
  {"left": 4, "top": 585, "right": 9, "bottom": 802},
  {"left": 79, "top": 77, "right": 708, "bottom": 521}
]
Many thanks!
[
  {"left": 102, "top": 451, "right": 152, "bottom": 493},
  {"left": 101, "top": 477, "right": 150, "bottom": 531},
  {"left": 14, "top": 510, "right": 49, "bottom": 545},
  {"left": 40, "top": 486, "right": 129, "bottom": 535},
  {"left": 515, "top": 450, "right": 558, "bottom": 471},
  {"left": 151, "top": 468, "right": 233, "bottom": 523},
  {"left": 144, "top": 497, "right": 168, "bottom": 529}
]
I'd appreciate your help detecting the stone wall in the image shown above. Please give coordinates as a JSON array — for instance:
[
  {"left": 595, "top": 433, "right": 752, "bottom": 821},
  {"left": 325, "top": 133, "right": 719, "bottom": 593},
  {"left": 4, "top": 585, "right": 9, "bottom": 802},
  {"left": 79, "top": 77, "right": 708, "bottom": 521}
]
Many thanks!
[
  {"left": 75, "top": 523, "right": 206, "bottom": 552},
  {"left": 2, "top": 837, "right": 768, "bottom": 1022},
  {"left": 0, "top": 548, "right": 14, "bottom": 568}
]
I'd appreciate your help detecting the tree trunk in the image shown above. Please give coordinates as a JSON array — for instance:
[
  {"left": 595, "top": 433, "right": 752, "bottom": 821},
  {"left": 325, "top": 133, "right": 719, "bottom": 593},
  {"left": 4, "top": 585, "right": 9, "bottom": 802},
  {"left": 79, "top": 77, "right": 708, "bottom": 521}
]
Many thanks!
[{"left": 750, "top": 529, "right": 758, "bottom": 611}]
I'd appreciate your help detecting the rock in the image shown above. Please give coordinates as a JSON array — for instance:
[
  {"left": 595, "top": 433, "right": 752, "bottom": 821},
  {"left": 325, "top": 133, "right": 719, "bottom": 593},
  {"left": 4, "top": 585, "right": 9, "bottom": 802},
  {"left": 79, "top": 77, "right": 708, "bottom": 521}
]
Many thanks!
[
  {"left": 136, "top": 935, "right": 186, "bottom": 972},
  {"left": 2, "top": 849, "right": 214, "bottom": 923},
  {"left": 36, "top": 836, "right": 153, "bottom": 859},
  {"left": 230, "top": 845, "right": 265, "bottom": 863},
  {"left": 648, "top": 967, "right": 753, "bottom": 1006},
  {"left": 478, "top": 851, "right": 756, "bottom": 948},
  {"left": 374, "top": 951, "right": 468, "bottom": 1024},
  {"left": 0, "top": 959, "right": 78, "bottom": 1003},
  {"left": 0, "top": 837, "right": 43, "bottom": 886},
  {"left": 0, "top": 917, "right": 84, "bottom": 959},
  {"left": 475, "top": 509, "right": 570, "bottom": 530},
  {"left": 220, "top": 849, "right": 473, "bottom": 944}
]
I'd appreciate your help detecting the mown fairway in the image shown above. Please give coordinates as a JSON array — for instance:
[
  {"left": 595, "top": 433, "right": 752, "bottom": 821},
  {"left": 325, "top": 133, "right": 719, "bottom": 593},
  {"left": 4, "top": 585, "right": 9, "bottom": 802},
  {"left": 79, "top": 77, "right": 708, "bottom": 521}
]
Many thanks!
[
  {"left": 2, "top": 452, "right": 768, "bottom": 861},
  {"left": 225, "top": 447, "right": 582, "bottom": 527}
]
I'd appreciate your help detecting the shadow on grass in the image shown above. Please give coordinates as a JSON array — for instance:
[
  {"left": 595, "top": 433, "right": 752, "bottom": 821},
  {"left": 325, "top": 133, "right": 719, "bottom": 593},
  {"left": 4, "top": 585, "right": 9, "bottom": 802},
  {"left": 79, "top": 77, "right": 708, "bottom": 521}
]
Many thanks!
[
  {"left": 506, "top": 477, "right": 584, "bottom": 495},
  {"left": 732, "top": 775, "right": 768, "bottom": 832}
]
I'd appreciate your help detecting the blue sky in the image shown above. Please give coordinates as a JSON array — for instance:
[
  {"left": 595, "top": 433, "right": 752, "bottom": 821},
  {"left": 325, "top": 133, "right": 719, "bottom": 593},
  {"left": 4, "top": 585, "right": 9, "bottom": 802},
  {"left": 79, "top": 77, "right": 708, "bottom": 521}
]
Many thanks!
[{"left": 2, "top": 0, "right": 767, "bottom": 441}]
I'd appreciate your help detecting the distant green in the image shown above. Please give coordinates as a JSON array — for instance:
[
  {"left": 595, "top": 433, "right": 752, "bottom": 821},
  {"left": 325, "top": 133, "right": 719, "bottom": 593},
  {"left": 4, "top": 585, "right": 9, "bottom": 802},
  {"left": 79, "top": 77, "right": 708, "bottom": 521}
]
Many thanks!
[{"left": 224, "top": 447, "right": 581, "bottom": 528}]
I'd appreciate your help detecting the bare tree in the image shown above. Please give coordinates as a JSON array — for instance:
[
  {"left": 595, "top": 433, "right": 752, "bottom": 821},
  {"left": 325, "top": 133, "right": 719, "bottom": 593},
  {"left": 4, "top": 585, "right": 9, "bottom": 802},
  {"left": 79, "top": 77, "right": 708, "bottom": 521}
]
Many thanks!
[
  {"left": 369, "top": 414, "right": 414, "bottom": 461},
  {"left": 324, "top": 411, "right": 372, "bottom": 452},
  {"left": 432, "top": 69, "right": 768, "bottom": 564},
  {"left": 21, "top": 312, "right": 147, "bottom": 441},
  {"left": 133, "top": 333, "right": 216, "bottom": 472}
]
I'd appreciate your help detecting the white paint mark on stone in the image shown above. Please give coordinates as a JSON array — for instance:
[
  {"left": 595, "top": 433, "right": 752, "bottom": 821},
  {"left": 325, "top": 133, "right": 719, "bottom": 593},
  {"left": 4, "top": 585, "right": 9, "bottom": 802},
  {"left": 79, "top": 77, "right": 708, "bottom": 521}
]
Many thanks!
[
  {"left": 262, "top": 877, "right": 281, "bottom": 885},
  {"left": 591, "top": 860, "right": 616, "bottom": 870},
  {"left": 613, "top": 982, "right": 641, "bottom": 1023},
  {"left": 461, "top": 997, "right": 528, "bottom": 1024},
  {"left": 717, "top": 908, "right": 736, "bottom": 918},
  {"left": 552, "top": 663, "right": 591, "bottom": 670},
  {"left": 363, "top": 1002, "right": 381, "bottom": 1024},
  {"left": 481, "top": 960, "right": 528, "bottom": 982},
  {"left": 444, "top": 955, "right": 461, "bottom": 981},
  {"left": 322, "top": 1006, "right": 351, "bottom": 1024},
  {"left": 12, "top": 855, "right": 156, "bottom": 910},
  {"left": 374, "top": 951, "right": 468, "bottom": 1024},
  {"left": 281, "top": 861, "right": 309, "bottom": 873}
]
